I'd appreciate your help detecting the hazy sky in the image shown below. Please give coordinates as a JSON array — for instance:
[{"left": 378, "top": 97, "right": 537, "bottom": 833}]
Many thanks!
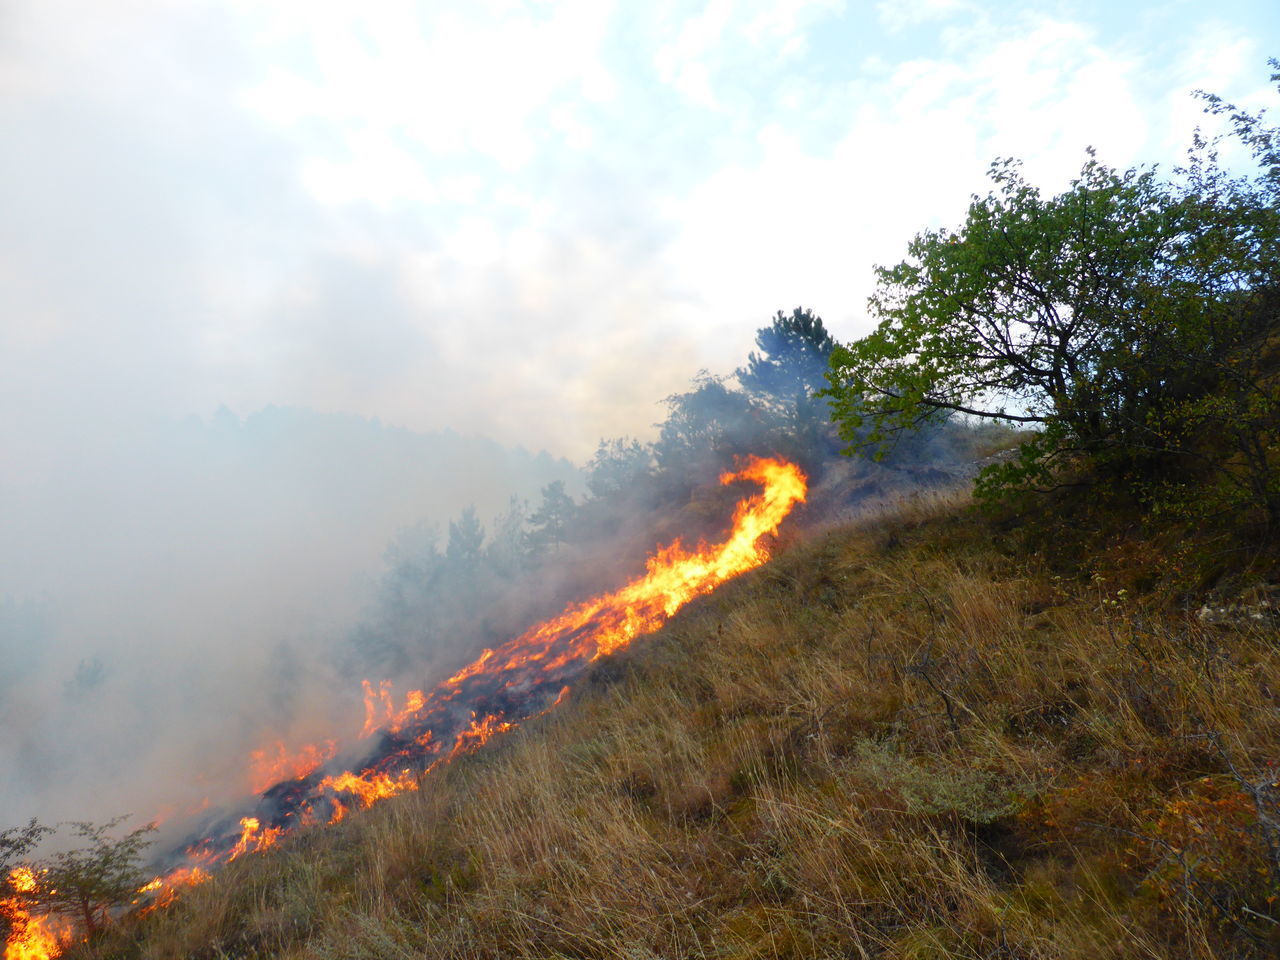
[{"left": 2, "top": 0, "right": 1277, "bottom": 460}]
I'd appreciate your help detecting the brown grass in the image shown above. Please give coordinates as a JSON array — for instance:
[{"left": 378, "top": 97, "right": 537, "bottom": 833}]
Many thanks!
[{"left": 72, "top": 490, "right": 1280, "bottom": 959}]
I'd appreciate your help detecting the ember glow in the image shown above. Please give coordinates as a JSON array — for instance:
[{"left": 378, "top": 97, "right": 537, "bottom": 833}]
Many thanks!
[{"left": 6, "top": 457, "right": 806, "bottom": 958}]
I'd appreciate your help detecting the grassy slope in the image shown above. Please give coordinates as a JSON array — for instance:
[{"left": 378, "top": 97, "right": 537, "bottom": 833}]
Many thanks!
[{"left": 80, "top": 488, "right": 1280, "bottom": 960}]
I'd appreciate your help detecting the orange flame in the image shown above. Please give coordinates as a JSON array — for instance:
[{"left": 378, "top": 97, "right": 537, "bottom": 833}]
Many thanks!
[
  {"left": 248, "top": 740, "right": 337, "bottom": 794},
  {"left": 302, "top": 458, "right": 804, "bottom": 830},
  {"left": 133, "top": 457, "right": 807, "bottom": 918},
  {"left": 317, "top": 769, "right": 420, "bottom": 823},
  {"left": 135, "top": 866, "right": 210, "bottom": 914},
  {"left": 360, "top": 681, "right": 427, "bottom": 737},
  {"left": 337, "top": 459, "right": 806, "bottom": 796},
  {"left": 159, "top": 866, "right": 210, "bottom": 890},
  {"left": 6, "top": 870, "right": 36, "bottom": 897},
  {"left": 226, "top": 817, "right": 282, "bottom": 862},
  {"left": 2, "top": 869, "right": 73, "bottom": 960},
  {"left": 446, "top": 713, "right": 518, "bottom": 762},
  {"left": 446, "top": 456, "right": 807, "bottom": 681}
]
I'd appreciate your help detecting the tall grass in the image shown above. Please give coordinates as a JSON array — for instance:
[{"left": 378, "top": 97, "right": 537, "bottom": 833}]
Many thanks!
[{"left": 74, "top": 490, "right": 1280, "bottom": 959}]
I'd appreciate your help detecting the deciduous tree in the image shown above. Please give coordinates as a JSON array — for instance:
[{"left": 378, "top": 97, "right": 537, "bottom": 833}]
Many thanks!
[
  {"left": 30, "top": 818, "right": 155, "bottom": 936},
  {"left": 825, "top": 67, "right": 1280, "bottom": 521}
]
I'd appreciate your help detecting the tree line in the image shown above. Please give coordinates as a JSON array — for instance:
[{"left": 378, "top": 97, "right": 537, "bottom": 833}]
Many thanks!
[{"left": 346, "top": 304, "right": 866, "bottom": 681}]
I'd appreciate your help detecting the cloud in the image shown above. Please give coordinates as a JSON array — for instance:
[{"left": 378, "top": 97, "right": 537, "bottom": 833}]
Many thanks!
[
  {"left": 656, "top": 9, "right": 1263, "bottom": 350},
  {"left": 653, "top": 0, "right": 845, "bottom": 110},
  {"left": 876, "top": 0, "right": 967, "bottom": 33},
  {"left": 234, "top": 0, "right": 620, "bottom": 198},
  {"left": 0, "top": 0, "right": 1271, "bottom": 465}
]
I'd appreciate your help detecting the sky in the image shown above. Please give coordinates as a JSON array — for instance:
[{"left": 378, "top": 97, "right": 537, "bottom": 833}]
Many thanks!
[{"left": 1, "top": 0, "right": 1276, "bottom": 462}]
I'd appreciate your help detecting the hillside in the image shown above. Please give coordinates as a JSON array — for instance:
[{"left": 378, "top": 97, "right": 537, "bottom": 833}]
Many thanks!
[
  {"left": 12, "top": 61, "right": 1280, "bottom": 960},
  {"left": 63, "top": 482, "right": 1280, "bottom": 960},
  {"left": 0, "top": 404, "right": 580, "bottom": 838}
]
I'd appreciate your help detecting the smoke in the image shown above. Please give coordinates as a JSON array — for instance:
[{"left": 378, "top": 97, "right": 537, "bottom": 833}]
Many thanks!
[
  {"left": 0, "top": 293, "right": 991, "bottom": 859},
  {"left": 0, "top": 406, "right": 576, "bottom": 833}
]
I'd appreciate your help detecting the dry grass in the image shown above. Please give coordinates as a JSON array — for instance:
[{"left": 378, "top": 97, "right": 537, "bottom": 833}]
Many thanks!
[{"left": 74, "top": 490, "right": 1280, "bottom": 959}]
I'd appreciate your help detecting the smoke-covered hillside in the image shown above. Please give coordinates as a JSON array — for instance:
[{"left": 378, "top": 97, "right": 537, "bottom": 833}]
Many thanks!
[
  {"left": 0, "top": 406, "right": 576, "bottom": 831},
  {"left": 1, "top": 304, "right": 993, "bottom": 896}
]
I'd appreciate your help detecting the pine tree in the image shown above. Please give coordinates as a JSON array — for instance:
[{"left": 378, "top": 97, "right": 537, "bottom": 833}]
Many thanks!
[{"left": 528, "top": 481, "right": 577, "bottom": 554}]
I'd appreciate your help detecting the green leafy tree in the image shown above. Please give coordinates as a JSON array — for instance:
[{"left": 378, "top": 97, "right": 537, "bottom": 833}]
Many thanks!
[
  {"left": 825, "top": 69, "right": 1280, "bottom": 519},
  {"left": 827, "top": 155, "right": 1178, "bottom": 459},
  {"left": 738, "top": 307, "right": 839, "bottom": 466},
  {"left": 0, "top": 819, "right": 48, "bottom": 876},
  {"left": 486, "top": 495, "right": 530, "bottom": 576},
  {"left": 350, "top": 521, "right": 444, "bottom": 677},
  {"left": 30, "top": 818, "right": 155, "bottom": 936},
  {"left": 1147, "top": 73, "right": 1280, "bottom": 526}
]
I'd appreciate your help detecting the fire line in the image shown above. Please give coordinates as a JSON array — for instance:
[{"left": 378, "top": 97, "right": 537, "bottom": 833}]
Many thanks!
[{"left": 3, "top": 456, "right": 807, "bottom": 960}]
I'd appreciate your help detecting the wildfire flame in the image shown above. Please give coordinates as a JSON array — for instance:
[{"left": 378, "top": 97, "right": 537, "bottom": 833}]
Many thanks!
[
  {"left": 316, "top": 769, "right": 420, "bottom": 824},
  {"left": 446, "top": 456, "right": 807, "bottom": 678},
  {"left": 248, "top": 740, "right": 337, "bottom": 794},
  {"left": 6, "top": 870, "right": 36, "bottom": 898},
  {"left": 2, "top": 869, "right": 72, "bottom": 960},
  {"left": 8, "top": 456, "right": 806, "bottom": 959},
  {"left": 446, "top": 712, "right": 518, "bottom": 762},
  {"left": 360, "top": 681, "right": 426, "bottom": 737},
  {"left": 198, "top": 456, "right": 804, "bottom": 858},
  {"left": 226, "top": 817, "right": 283, "bottom": 862},
  {"left": 132, "top": 867, "right": 210, "bottom": 918}
]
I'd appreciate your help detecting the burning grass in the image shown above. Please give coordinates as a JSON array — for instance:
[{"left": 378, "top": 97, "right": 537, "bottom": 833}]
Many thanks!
[
  {"left": 57, "top": 487, "right": 1280, "bottom": 959},
  {"left": 7, "top": 456, "right": 808, "bottom": 959}
]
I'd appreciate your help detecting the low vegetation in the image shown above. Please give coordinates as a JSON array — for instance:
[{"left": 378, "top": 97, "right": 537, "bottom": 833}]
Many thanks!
[{"left": 55, "top": 481, "right": 1280, "bottom": 959}]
